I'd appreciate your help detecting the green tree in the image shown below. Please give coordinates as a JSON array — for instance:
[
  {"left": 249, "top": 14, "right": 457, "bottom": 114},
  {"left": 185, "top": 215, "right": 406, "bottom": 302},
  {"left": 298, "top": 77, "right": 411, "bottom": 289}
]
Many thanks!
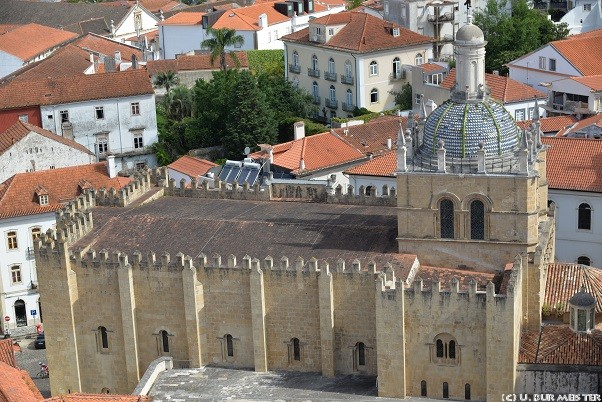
[
  {"left": 224, "top": 70, "right": 277, "bottom": 158},
  {"left": 163, "top": 85, "right": 193, "bottom": 121},
  {"left": 391, "top": 83, "right": 413, "bottom": 111},
  {"left": 347, "top": 0, "right": 363, "bottom": 9},
  {"left": 474, "top": 0, "right": 569, "bottom": 74},
  {"left": 153, "top": 70, "right": 179, "bottom": 93},
  {"left": 201, "top": 27, "right": 245, "bottom": 71}
]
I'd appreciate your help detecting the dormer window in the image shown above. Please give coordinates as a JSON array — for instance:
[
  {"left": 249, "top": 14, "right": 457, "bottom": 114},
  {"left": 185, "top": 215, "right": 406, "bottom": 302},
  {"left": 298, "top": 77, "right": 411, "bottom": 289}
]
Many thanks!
[
  {"left": 39, "top": 195, "right": 48, "bottom": 206},
  {"left": 35, "top": 185, "right": 49, "bottom": 206}
]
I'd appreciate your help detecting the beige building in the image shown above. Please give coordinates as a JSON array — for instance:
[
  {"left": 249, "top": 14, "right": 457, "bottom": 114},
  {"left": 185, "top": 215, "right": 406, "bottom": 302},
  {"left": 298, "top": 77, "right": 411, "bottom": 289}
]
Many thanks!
[
  {"left": 33, "top": 18, "right": 601, "bottom": 402},
  {"left": 281, "top": 11, "right": 433, "bottom": 117}
]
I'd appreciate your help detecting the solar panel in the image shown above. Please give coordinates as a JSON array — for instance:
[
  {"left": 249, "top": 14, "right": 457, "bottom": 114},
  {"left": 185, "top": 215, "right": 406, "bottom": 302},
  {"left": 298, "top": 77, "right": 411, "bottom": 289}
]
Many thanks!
[{"left": 219, "top": 161, "right": 243, "bottom": 184}]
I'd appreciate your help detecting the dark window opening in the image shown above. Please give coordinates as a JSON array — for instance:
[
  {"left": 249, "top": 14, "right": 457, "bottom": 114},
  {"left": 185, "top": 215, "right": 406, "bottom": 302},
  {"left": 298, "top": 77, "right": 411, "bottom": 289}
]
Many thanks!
[
  {"left": 292, "top": 338, "right": 300, "bottom": 361},
  {"left": 465, "top": 383, "right": 471, "bottom": 400},
  {"left": 470, "top": 200, "right": 485, "bottom": 240},
  {"left": 577, "top": 256, "right": 591, "bottom": 266},
  {"left": 443, "top": 382, "right": 449, "bottom": 399},
  {"left": 161, "top": 330, "right": 169, "bottom": 353},
  {"left": 99, "top": 326, "right": 108, "bottom": 349},
  {"left": 440, "top": 199, "right": 454, "bottom": 238},
  {"left": 448, "top": 340, "right": 456, "bottom": 359},
  {"left": 436, "top": 339, "right": 444, "bottom": 357},
  {"left": 357, "top": 342, "right": 365, "bottom": 366},
  {"left": 226, "top": 334, "right": 234, "bottom": 357},
  {"left": 578, "top": 203, "right": 591, "bottom": 230},
  {"left": 421, "top": 380, "right": 427, "bottom": 397}
]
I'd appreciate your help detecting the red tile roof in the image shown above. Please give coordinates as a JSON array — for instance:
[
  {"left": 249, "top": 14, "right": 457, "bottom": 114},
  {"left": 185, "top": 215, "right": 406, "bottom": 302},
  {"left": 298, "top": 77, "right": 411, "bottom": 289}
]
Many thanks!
[
  {"left": 542, "top": 136, "right": 602, "bottom": 192},
  {"left": 0, "top": 121, "right": 93, "bottom": 157},
  {"left": 440, "top": 69, "right": 546, "bottom": 103},
  {"left": 414, "top": 265, "right": 497, "bottom": 291},
  {"left": 0, "top": 23, "right": 78, "bottom": 62},
  {"left": 0, "top": 25, "right": 21, "bottom": 35},
  {"left": 419, "top": 62, "right": 448, "bottom": 73},
  {"left": 571, "top": 74, "right": 602, "bottom": 91},
  {"left": 160, "top": 11, "right": 204, "bottom": 25},
  {"left": 168, "top": 155, "right": 218, "bottom": 177},
  {"left": 212, "top": 2, "right": 290, "bottom": 31},
  {"left": 0, "top": 70, "right": 153, "bottom": 110},
  {"left": 333, "top": 115, "right": 406, "bottom": 157},
  {"left": 75, "top": 34, "right": 143, "bottom": 63},
  {"left": 251, "top": 132, "right": 365, "bottom": 175},
  {"left": 0, "top": 361, "right": 43, "bottom": 402},
  {"left": 146, "top": 52, "right": 248, "bottom": 75},
  {"left": 45, "top": 394, "right": 150, "bottom": 402},
  {"left": 516, "top": 115, "right": 577, "bottom": 135},
  {"left": 0, "top": 340, "right": 16, "bottom": 368},
  {"left": 0, "top": 162, "right": 131, "bottom": 219},
  {"left": 545, "top": 263, "right": 602, "bottom": 314},
  {"left": 282, "top": 11, "right": 432, "bottom": 53},
  {"left": 550, "top": 29, "right": 602, "bottom": 76},
  {"left": 558, "top": 113, "right": 602, "bottom": 137},
  {"left": 519, "top": 325, "right": 602, "bottom": 365},
  {"left": 345, "top": 150, "right": 396, "bottom": 177}
]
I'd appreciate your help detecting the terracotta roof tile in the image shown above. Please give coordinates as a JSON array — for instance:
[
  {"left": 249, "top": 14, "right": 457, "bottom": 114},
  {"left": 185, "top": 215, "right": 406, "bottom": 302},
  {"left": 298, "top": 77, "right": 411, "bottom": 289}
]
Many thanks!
[
  {"left": 160, "top": 11, "right": 205, "bottom": 25},
  {"left": 345, "top": 150, "right": 396, "bottom": 177},
  {"left": 168, "top": 155, "right": 218, "bottom": 177},
  {"left": 571, "top": 74, "right": 602, "bottom": 91},
  {"left": 282, "top": 11, "right": 432, "bottom": 53},
  {"left": 0, "top": 25, "right": 21, "bottom": 35},
  {"left": 252, "top": 131, "right": 365, "bottom": 175},
  {"left": 0, "top": 70, "right": 153, "bottom": 110},
  {"left": 0, "top": 162, "right": 131, "bottom": 219},
  {"left": 0, "top": 23, "right": 78, "bottom": 62},
  {"left": 332, "top": 115, "right": 406, "bottom": 157},
  {"left": 74, "top": 33, "right": 143, "bottom": 63},
  {"left": 413, "top": 265, "right": 497, "bottom": 291},
  {"left": 519, "top": 325, "right": 602, "bottom": 365},
  {"left": 516, "top": 115, "right": 577, "bottom": 134},
  {"left": 0, "top": 121, "right": 94, "bottom": 157},
  {"left": 545, "top": 263, "right": 602, "bottom": 313},
  {"left": 0, "top": 340, "right": 15, "bottom": 368},
  {"left": 550, "top": 29, "right": 602, "bottom": 76},
  {"left": 440, "top": 69, "right": 546, "bottom": 103},
  {"left": 45, "top": 394, "right": 150, "bottom": 401},
  {"left": 560, "top": 113, "right": 602, "bottom": 136},
  {"left": 0, "top": 361, "right": 43, "bottom": 402},
  {"left": 418, "top": 62, "right": 447, "bottom": 73},
  {"left": 541, "top": 136, "right": 602, "bottom": 192},
  {"left": 146, "top": 52, "right": 248, "bottom": 75},
  {"left": 212, "top": 2, "right": 290, "bottom": 31}
]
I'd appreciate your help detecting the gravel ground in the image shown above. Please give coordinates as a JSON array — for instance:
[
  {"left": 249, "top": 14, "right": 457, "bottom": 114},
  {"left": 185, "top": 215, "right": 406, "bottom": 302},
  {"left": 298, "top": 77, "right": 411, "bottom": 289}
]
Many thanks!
[{"left": 13, "top": 335, "right": 51, "bottom": 398}]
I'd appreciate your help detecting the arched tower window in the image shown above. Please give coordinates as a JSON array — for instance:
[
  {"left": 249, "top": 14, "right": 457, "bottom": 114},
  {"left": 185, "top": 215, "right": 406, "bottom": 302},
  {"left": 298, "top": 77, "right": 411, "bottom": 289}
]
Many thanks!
[
  {"left": 226, "top": 334, "right": 234, "bottom": 357},
  {"left": 290, "top": 337, "right": 301, "bottom": 362},
  {"left": 465, "top": 383, "right": 471, "bottom": 400},
  {"left": 432, "top": 333, "right": 458, "bottom": 365},
  {"left": 578, "top": 203, "right": 592, "bottom": 230},
  {"left": 443, "top": 382, "right": 449, "bottom": 399},
  {"left": 436, "top": 339, "right": 444, "bottom": 357},
  {"left": 160, "top": 330, "right": 170, "bottom": 353},
  {"left": 470, "top": 200, "right": 485, "bottom": 240},
  {"left": 421, "top": 380, "right": 427, "bottom": 396},
  {"left": 99, "top": 326, "right": 108, "bottom": 349},
  {"left": 440, "top": 199, "right": 455, "bottom": 239},
  {"left": 356, "top": 342, "right": 365, "bottom": 366}
]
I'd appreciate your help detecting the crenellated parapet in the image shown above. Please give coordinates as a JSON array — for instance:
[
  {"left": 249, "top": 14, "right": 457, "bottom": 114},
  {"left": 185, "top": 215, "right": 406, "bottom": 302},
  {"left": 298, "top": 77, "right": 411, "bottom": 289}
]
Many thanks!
[
  {"left": 165, "top": 177, "right": 272, "bottom": 202},
  {"left": 94, "top": 169, "right": 152, "bottom": 207}
]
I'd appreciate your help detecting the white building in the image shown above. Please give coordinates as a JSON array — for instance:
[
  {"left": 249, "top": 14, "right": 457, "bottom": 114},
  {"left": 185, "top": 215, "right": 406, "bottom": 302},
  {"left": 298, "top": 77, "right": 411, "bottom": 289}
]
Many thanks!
[
  {"left": 281, "top": 11, "right": 433, "bottom": 115},
  {"left": 0, "top": 161, "right": 129, "bottom": 335},
  {"left": 167, "top": 155, "right": 219, "bottom": 188},
  {"left": 544, "top": 75, "right": 602, "bottom": 117},
  {"left": 0, "top": 121, "right": 95, "bottom": 183},
  {"left": 507, "top": 29, "right": 602, "bottom": 93},
  {"left": 0, "top": 70, "right": 159, "bottom": 173},
  {"left": 560, "top": 0, "right": 602, "bottom": 35},
  {"left": 542, "top": 136, "right": 602, "bottom": 266},
  {"left": 158, "top": 0, "right": 345, "bottom": 59},
  {"left": 0, "top": 24, "right": 78, "bottom": 79}
]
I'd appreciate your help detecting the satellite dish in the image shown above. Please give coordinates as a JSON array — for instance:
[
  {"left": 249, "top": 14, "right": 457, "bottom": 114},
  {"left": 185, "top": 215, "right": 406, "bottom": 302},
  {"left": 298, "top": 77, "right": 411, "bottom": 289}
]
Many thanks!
[{"left": 243, "top": 146, "right": 251, "bottom": 155}]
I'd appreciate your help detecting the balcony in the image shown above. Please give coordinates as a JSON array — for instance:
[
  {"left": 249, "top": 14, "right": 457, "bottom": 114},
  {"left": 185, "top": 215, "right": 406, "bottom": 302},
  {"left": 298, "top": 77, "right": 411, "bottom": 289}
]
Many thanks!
[
  {"left": 342, "top": 102, "right": 355, "bottom": 112},
  {"left": 427, "top": 11, "right": 454, "bottom": 22},
  {"left": 308, "top": 68, "right": 320, "bottom": 78},
  {"left": 389, "top": 70, "right": 406, "bottom": 81},
  {"left": 341, "top": 75, "right": 354, "bottom": 85},
  {"left": 324, "top": 71, "right": 337, "bottom": 81},
  {"left": 325, "top": 98, "right": 338, "bottom": 109},
  {"left": 288, "top": 64, "right": 301, "bottom": 74},
  {"left": 312, "top": 96, "right": 321, "bottom": 105}
]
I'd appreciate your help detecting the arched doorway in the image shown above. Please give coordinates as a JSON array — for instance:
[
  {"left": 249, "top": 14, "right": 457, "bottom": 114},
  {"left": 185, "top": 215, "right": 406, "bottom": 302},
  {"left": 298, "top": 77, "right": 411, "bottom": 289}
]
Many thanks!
[{"left": 14, "top": 300, "right": 26, "bottom": 327}]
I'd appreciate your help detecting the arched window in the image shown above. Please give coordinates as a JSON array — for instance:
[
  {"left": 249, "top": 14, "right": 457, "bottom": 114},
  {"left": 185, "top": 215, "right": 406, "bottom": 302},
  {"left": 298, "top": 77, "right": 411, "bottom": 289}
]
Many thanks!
[
  {"left": 293, "top": 51, "right": 299, "bottom": 67},
  {"left": 421, "top": 380, "right": 427, "bottom": 396},
  {"left": 160, "top": 330, "right": 170, "bottom": 353},
  {"left": 370, "top": 88, "right": 378, "bottom": 103},
  {"left": 329, "top": 85, "right": 336, "bottom": 101},
  {"left": 440, "top": 199, "right": 455, "bottom": 239},
  {"left": 31, "top": 227, "right": 42, "bottom": 243},
  {"left": 369, "top": 60, "right": 378, "bottom": 76},
  {"left": 415, "top": 53, "right": 423, "bottom": 65},
  {"left": 465, "top": 383, "right": 471, "bottom": 400},
  {"left": 448, "top": 340, "right": 456, "bottom": 359},
  {"left": 226, "top": 334, "right": 234, "bottom": 357},
  {"left": 312, "top": 81, "right": 319, "bottom": 102},
  {"left": 99, "top": 326, "right": 108, "bottom": 349},
  {"left": 392, "top": 57, "right": 401, "bottom": 78},
  {"left": 470, "top": 200, "right": 485, "bottom": 240},
  {"left": 578, "top": 203, "right": 592, "bottom": 230},
  {"left": 443, "top": 382, "right": 449, "bottom": 399},
  {"left": 311, "top": 54, "right": 318, "bottom": 70},
  {"left": 356, "top": 342, "right": 366, "bottom": 366},
  {"left": 345, "top": 60, "right": 352, "bottom": 78},
  {"left": 292, "top": 338, "right": 301, "bottom": 361},
  {"left": 346, "top": 89, "right": 353, "bottom": 106},
  {"left": 436, "top": 339, "right": 444, "bottom": 358},
  {"left": 577, "top": 256, "right": 591, "bottom": 266},
  {"left": 101, "top": 388, "right": 110, "bottom": 394},
  {"left": 328, "top": 57, "right": 335, "bottom": 74},
  {"left": 14, "top": 299, "right": 26, "bottom": 327}
]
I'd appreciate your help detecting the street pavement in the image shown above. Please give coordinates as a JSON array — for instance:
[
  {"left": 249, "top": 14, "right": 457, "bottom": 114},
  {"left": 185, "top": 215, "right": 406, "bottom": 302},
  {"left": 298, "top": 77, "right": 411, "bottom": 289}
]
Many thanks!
[{"left": 13, "top": 335, "right": 51, "bottom": 398}]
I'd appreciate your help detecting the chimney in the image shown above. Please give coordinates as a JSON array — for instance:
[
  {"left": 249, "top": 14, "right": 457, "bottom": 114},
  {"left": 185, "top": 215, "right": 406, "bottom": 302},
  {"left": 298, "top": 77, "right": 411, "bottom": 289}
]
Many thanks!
[
  {"left": 258, "top": 13, "right": 268, "bottom": 29},
  {"left": 386, "top": 138, "right": 392, "bottom": 150},
  {"left": 107, "top": 155, "right": 117, "bottom": 178},
  {"left": 293, "top": 121, "right": 305, "bottom": 140},
  {"left": 115, "top": 51, "right": 122, "bottom": 64},
  {"left": 299, "top": 158, "right": 305, "bottom": 171},
  {"left": 131, "top": 54, "right": 138, "bottom": 69},
  {"left": 90, "top": 53, "right": 94, "bottom": 64},
  {"left": 492, "top": 70, "right": 499, "bottom": 76}
]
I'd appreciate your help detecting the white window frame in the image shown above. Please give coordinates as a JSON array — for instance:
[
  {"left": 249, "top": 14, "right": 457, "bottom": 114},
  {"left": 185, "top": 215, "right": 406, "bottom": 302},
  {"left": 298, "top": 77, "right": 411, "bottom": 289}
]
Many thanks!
[
  {"left": 97, "top": 136, "right": 109, "bottom": 154},
  {"left": 95, "top": 106, "right": 105, "bottom": 120},
  {"left": 415, "top": 53, "right": 424, "bottom": 65},
  {"left": 539, "top": 56, "right": 546, "bottom": 69},
  {"left": 584, "top": 3, "right": 591, "bottom": 10},
  {"left": 549, "top": 58, "right": 556, "bottom": 72},
  {"left": 370, "top": 88, "right": 379, "bottom": 103},
  {"left": 6, "top": 231, "right": 18, "bottom": 250},
  {"left": 293, "top": 51, "right": 299, "bottom": 67},
  {"left": 345, "top": 60, "right": 352, "bottom": 78},
  {"left": 133, "top": 133, "right": 144, "bottom": 149},
  {"left": 328, "top": 58, "right": 335, "bottom": 74},
  {"left": 369, "top": 61, "right": 378, "bottom": 76},
  {"left": 10, "top": 265, "right": 22, "bottom": 284},
  {"left": 515, "top": 109, "right": 526, "bottom": 121},
  {"left": 131, "top": 102, "right": 140, "bottom": 116},
  {"left": 39, "top": 194, "right": 49, "bottom": 206}
]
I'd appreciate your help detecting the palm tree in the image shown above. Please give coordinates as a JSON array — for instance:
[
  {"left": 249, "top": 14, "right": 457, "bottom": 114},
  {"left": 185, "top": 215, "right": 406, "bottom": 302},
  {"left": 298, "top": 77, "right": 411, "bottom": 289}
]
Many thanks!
[
  {"left": 154, "top": 70, "right": 179, "bottom": 93},
  {"left": 201, "top": 27, "right": 245, "bottom": 71}
]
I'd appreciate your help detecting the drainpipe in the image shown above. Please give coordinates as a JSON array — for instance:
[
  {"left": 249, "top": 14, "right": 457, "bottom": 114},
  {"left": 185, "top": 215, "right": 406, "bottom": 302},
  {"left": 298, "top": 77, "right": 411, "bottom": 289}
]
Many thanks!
[
  {"left": 283, "top": 42, "right": 289, "bottom": 81},
  {"left": 351, "top": 52, "right": 359, "bottom": 109}
]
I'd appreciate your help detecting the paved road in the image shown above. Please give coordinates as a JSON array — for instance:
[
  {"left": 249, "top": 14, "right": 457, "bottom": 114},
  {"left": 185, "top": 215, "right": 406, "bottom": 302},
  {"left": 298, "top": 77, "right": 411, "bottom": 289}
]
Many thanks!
[{"left": 13, "top": 336, "right": 51, "bottom": 398}]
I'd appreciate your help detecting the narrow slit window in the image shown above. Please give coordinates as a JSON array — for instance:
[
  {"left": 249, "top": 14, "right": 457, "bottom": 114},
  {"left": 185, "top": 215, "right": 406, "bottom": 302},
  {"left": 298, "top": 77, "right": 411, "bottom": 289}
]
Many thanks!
[{"left": 226, "top": 334, "right": 234, "bottom": 357}]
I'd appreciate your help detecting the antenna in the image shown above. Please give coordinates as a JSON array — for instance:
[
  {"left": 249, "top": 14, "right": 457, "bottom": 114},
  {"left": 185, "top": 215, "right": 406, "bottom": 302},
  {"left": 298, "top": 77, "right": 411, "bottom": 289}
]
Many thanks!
[{"left": 243, "top": 146, "right": 251, "bottom": 156}]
